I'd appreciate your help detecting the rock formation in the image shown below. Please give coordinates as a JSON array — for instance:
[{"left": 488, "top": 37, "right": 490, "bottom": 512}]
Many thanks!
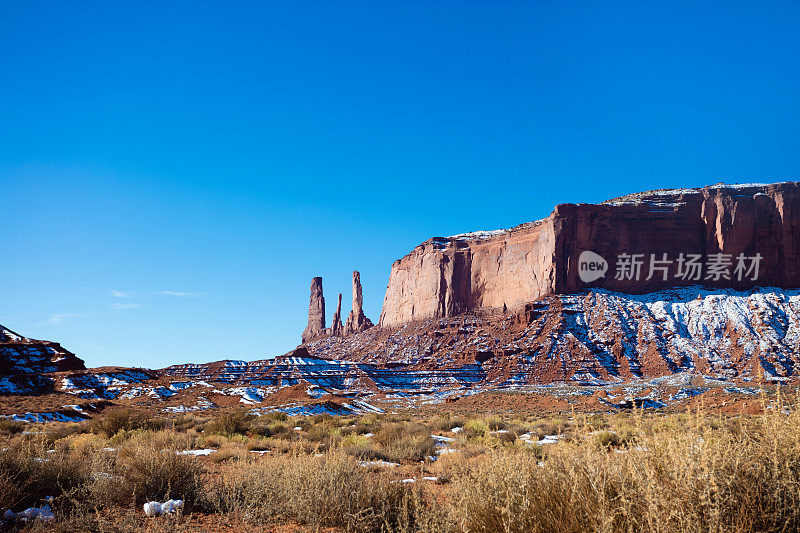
[
  {"left": 379, "top": 182, "right": 800, "bottom": 328},
  {"left": 306, "top": 286, "right": 800, "bottom": 383},
  {"left": 331, "top": 293, "right": 343, "bottom": 337},
  {"left": 301, "top": 277, "right": 326, "bottom": 343},
  {"left": 0, "top": 323, "right": 85, "bottom": 394},
  {"left": 344, "top": 271, "right": 374, "bottom": 336}
]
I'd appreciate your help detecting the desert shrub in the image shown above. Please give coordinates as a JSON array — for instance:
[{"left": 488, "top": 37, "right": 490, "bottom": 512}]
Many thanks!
[
  {"left": 592, "top": 430, "right": 621, "bottom": 449},
  {"left": 462, "top": 419, "right": 489, "bottom": 440},
  {"left": 205, "top": 409, "right": 257, "bottom": 437},
  {"left": 121, "top": 428, "right": 195, "bottom": 452},
  {"left": 269, "top": 421, "right": 290, "bottom": 437},
  {"left": 291, "top": 418, "right": 312, "bottom": 432},
  {"left": 344, "top": 446, "right": 391, "bottom": 463},
  {"left": 448, "top": 409, "right": 800, "bottom": 532},
  {"left": 305, "top": 426, "right": 334, "bottom": 445},
  {"left": 95, "top": 440, "right": 203, "bottom": 507},
  {"left": 245, "top": 438, "right": 271, "bottom": 452},
  {"left": 530, "top": 419, "right": 564, "bottom": 439},
  {"left": 336, "top": 424, "right": 357, "bottom": 437},
  {"left": 486, "top": 415, "right": 506, "bottom": 431},
  {"left": 429, "top": 414, "right": 467, "bottom": 433},
  {"left": 613, "top": 421, "right": 640, "bottom": 445},
  {"left": 310, "top": 413, "right": 333, "bottom": 424},
  {"left": 56, "top": 432, "right": 106, "bottom": 460},
  {"left": 492, "top": 431, "right": 518, "bottom": 445},
  {"left": 37, "top": 422, "right": 90, "bottom": 448},
  {"left": 385, "top": 434, "right": 436, "bottom": 463},
  {"left": 0, "top": 441, "right": 92, "bottom": 511},
  {"left": 90, "top": 409, "right": 164, "bottom": 438},
  {"left": 341, "top": 433, "right": 386, "bottom": 461},
  {"left": 206, "top": 452, "right": 437, "bottom": 531},
  {"left": 382, "top": 413, "right": 411, "bottom": 424},
  {"left": 200, "top": 433, "right": 226, "bottom": 449},
  {"left": 373, "top": 423, "right": 405, "bottom": 447},
  {"left": 207, "top": 444, "right": 248, "bottom": 464},
  {"left": 172, "top": 414, "right": 206, "bottom": 433},
  {"left": 372, "top": 422, "right": 436, "bottom": 463},
  {"left": 250, "top": 421, "right": 273, "bottom": 437},
  {"left": 0, "top": 419, "right": 25, "bottom": 436},
  {"left": 256, "top": 411, "right": 288, "bottom": 423}
]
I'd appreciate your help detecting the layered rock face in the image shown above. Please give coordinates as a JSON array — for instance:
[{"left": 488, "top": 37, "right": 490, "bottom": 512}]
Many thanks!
[
  {"left": 301, "top": 277, "right": 326, "bottom": 343},
  {"left": 0, "top": 324, "right": 85, "bottom": 394},
  {"left": 380, "top": 182, "right": 800, "bottom": 328},
  {"left": 344, "top": 271, "right": 374, "bottom": 335}
]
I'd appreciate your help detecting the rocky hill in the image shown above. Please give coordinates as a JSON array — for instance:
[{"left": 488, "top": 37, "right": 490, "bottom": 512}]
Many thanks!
[
  {"left": 379, "top": 182, "right": 800, "bottom": 327},
  {"left": 309, "top": 287, "right": 800, "bottom": 383},
  {"left": 0, "top": 324, "right": 85, "bottom": 394}
]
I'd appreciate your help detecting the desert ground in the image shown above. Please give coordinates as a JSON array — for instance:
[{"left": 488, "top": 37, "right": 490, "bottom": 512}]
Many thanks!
[{"left": 1, "top": 384, "right": 800, "bottom": 532}]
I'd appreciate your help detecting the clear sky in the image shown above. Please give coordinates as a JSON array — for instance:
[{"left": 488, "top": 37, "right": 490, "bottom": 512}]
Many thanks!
[{"left": 1, "top": 1, "right": 798, "bottom": 368}]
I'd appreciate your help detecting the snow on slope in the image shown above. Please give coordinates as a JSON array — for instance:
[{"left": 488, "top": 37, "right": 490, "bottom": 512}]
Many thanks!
[{"left": 537, "top": 287, "right": 800, "bottom": 382}]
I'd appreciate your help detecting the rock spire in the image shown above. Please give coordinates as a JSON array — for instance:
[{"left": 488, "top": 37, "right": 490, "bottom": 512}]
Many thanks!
[
  {"left": 301, "top": 277, "right": 325, "bottom": 343},
  {"left": 344, "top": 271, "right": 374, "bottom": 336},
  {"left": 331, "top": 293, "right": 343, "bottom": 337}
]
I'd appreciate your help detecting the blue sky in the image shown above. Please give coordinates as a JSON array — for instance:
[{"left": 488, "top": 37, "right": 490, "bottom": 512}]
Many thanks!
[{"left": 1, "top": 1, "right": 798, "bottom": 368}]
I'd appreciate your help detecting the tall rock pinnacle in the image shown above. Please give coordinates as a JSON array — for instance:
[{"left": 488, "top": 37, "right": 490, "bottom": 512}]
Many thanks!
[
  {"left": 344, "top": 271, "right": 374, "bottom": 336},
  {"left": 331, "top": 293, "right": 343, "bottom": 337},
  {"left": 301, "top": 277, "right": 326, "bottom": 343}
]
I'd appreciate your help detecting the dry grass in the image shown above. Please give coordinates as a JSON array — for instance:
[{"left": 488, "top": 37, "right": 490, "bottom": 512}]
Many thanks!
[
  {"left": 4, "top": 402, "right": 800, "bottom": 532},
  {"left": 447, "top": 408, "right": 800, "bottom": 532},
  {"left": 204, "top": 409, "right": 257, "bottom": 437},
  {"left": 206, "top": 452, "right": 437, "bottom": 531},
  {"left": 0, "top": 440, "right": 92, "bottom": 512}
]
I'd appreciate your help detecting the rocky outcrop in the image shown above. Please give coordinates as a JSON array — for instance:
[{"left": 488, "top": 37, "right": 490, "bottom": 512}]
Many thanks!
[
  {"left": 310, "top": 287, "right": 800, "bottom": 383},
  {"left": 301, "top": 277, "right": 326, "bottom": 343},
  {"left": 379, "top": 182, "right": 800, "bottom": 328},
  {"left": 344, "top": 271, "right": 373, "bottom": 336},
  {"left": 0, "top": 324, "right": 85, "bottom": 394},
  {"left": 331, "top": 293, "right": 343, "bottom": 337}
]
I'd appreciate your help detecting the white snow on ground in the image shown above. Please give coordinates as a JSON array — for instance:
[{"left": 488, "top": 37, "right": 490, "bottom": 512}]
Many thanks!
[
  {"left": 536, "top": 435, "right": 562, "bottom": 445},
  {"left": 226, "top": 387, "right": 270, "bottom": 404},
  {"left": 60, "top": 371, "right": 152, "bottom": 391},
  {"left": 560, "top": 288, "right": 800, "bottom": 382},
  {"left": 1, "top": 412, "right": 86, "bottom": 423},
  {"left": 177, "top": 449, "right": 217, "bottom": 456},
  {"left": 359, "top": 460, "right": 399, "bottom": 468},
  {"left": 143, "top": 499, "right": 184, "bottom": 517}
]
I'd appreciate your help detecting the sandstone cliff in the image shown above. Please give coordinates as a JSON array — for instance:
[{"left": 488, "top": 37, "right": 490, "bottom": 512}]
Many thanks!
[{"left": 379, "top": 182, "right": 800, "bottom": 328}]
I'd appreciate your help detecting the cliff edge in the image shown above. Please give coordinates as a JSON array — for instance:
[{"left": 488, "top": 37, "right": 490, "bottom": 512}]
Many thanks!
[{"left": 379, "top": 181, "right": 800, "bottom": 328}]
